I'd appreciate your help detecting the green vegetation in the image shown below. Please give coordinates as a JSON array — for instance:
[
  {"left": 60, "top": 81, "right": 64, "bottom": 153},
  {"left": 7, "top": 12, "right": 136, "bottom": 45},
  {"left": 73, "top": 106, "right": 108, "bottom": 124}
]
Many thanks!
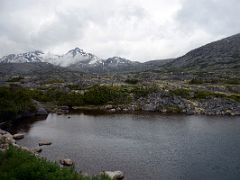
[
  {"left": 28, "top": 89, "right": 84, "bottom": 107},
  {"left": 27, "top": 84, "right": 160, "bottom": 106},
  {"left": 131, "top": 84, "right": 159, "bottom": 98},
  {"left": 28, "top": 85, "right": 130, "bottom": 106},
  {"left": 189, "top": 78, "right": 240, "bottom": 85},
  {"left": 0, "top": 146, "right": 109, "bottom": 180},
  {"left": 124, "top": 79, "right": 139, "bottom": 84},
  {"left": 0, "top": 87, "right": 35, "bottom": 122},
  {"left": 7, "top": 76, "right": 24, "bottom": 83},
  {"left": 169, "top": 88, "right": 191, "bottom": 99},
  {"left": 66, "top": 84, "right": 83, "bottom": 90},
  {"left": 84, "top": 85, "right": 129, "bottom": 105},
  {"left": 42, "top": 79, "right": 65, "bottom": 85}
]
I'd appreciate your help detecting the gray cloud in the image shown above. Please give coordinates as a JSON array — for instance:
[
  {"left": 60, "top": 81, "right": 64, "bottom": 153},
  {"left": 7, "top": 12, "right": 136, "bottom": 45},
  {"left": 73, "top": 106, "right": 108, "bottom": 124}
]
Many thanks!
[
  {"left": 0, "top": 0, "right": 239, "bottom": 61},
  {"left": 177, "top": 0, "right": 240, "bottom": 35}
]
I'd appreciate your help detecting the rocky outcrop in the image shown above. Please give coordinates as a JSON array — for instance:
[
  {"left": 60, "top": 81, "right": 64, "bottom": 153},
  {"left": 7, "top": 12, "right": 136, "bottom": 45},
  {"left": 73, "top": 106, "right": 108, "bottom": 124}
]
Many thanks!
[
  {"left": 198, "top": 98, "right": 240, "bottom": 116},
  {"left": 133, "top": 91, "right": 240, "bottom": 116},
  {"left": 135, "top": 91, "right": 195, "bottom": 114}
]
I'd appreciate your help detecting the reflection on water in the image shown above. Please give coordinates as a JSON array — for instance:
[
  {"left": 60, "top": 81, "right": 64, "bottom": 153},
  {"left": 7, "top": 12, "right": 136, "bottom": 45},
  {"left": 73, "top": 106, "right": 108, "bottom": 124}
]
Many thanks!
[
  {"left": 9, "top": 113, "right": 240, "bottom": 180},
  {"left": 1, "top": 116, "right": 47, "bottom": 134}
]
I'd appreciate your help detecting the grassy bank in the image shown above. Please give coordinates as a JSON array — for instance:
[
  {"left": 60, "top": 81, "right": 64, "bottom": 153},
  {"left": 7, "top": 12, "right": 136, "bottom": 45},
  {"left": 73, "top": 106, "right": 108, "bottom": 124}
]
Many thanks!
[{"left": 0, "top": 146, "right": 109, "bottom": 180}]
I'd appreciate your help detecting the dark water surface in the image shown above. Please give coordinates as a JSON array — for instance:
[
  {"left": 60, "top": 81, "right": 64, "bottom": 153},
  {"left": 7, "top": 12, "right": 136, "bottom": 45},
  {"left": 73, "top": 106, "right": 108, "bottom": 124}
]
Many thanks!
[{"left": 12, "top": 113, "right": 240, "bottom": 180}]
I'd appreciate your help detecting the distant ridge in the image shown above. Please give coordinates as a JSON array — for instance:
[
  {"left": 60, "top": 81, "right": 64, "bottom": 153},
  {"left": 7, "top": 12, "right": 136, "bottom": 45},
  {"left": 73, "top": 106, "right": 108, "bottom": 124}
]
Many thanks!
[
  {"left": 1, "top": 33, "right": 240, "bottom": 73},
  {"left": 164, "top": 33, "right": 240, "bottom": 71}
]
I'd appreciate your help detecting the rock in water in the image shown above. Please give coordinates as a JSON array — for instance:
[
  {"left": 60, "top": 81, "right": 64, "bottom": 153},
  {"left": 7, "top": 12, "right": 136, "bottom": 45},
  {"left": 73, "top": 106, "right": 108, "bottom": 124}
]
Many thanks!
[
  {"left": 59, "top": 159, "right": 74, "bottom": 166},
  {"left": 39, "top": 141, "right": 52, "bottom": 146},
  {"left": 13, "top": 133, "right": 24, "bottom": 140},
  {"left": 100, "top": 171, "right": 124, "bottom": 180}
]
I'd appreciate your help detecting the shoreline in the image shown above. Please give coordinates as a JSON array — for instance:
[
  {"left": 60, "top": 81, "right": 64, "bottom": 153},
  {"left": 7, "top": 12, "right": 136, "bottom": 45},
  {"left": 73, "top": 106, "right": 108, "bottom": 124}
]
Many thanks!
[{"left": 49, "top": 104, "right": 240, "bottom": 116}]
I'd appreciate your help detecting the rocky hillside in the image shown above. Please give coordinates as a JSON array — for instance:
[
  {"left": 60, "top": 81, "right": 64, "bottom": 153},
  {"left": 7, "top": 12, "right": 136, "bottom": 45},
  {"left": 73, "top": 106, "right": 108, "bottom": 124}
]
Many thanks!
[{"left": 165, "top": 33, "right": 240, "bottom": 71}]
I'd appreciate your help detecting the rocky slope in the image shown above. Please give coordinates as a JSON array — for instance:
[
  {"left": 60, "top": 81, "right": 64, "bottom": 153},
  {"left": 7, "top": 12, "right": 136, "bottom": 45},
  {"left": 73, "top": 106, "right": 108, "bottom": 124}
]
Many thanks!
[{"left": 164, "top": 33, "right": 240, "bottom": 71}]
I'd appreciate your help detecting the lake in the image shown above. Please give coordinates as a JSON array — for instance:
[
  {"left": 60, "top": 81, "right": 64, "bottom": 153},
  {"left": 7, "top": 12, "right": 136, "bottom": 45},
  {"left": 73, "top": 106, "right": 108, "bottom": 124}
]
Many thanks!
[{"left": 10, "top": 113, "right": 240, "bottom": 180}]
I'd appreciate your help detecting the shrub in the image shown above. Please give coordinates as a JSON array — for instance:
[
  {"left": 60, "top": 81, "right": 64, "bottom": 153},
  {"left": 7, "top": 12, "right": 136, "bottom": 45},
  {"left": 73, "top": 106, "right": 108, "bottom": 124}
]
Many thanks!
[
  {"left": 125, "top": 79, "right": 139, "bottom": 85},
  {"left": 131, "top": 84, "right": 158, "bottom": 98},
  {"left": 189, "top": 78, "right": 204, "bottom": 84},
  {"left": 6, "top": 76, "right": 24, "bottom": 82},
  {"left": 0, "top": 87, "right": 35, "bottom": 121},
  {"left": 84, "top": 85, "right": 128, "bottom": 105},
  {"left": 169, "top": 89, "right": 191, "bottom": 99}
]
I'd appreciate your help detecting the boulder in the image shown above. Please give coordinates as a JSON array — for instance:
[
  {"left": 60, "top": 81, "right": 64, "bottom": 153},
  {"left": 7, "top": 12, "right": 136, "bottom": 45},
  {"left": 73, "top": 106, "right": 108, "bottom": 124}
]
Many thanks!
[
  {"left": 60, "top": 159, "right": 74, "bottom": 166},
  {"left": 109, "top": 109, "right": 116, "bottom": 113},
  {"left": 60, "top": 106, "right": 70, "bottom": 111},
  {"left": 39, "top": 141, "right": 52, "bottom": 146},
  {"left": 32, "top": 148, "right": 42, "bottom": 153},
  {"left": 0, "top": 129, "right": 8, "bottom": 135},
  {"left": 2, "top": 133, "right": 15, "bottom": 144},
  {"left": 116, "top": 107, "right": 121, "bottom": 111},
  {"left": 13, "top": 133, "right": 24, "bottom": 140},
  {"left": 100, "top": 171, "right": 124, "bottom": 180},
  {"left": 105, "top": 105, "right": 113, "bottom": 109},
  {"left": 36, "top": 107, "right": 48, "bottom": 116},
  {"left": 20, "top": 146, "right": 32, "bottom": 153},
  {"left": 12, "top": 143, "right": 20, "bottom": 148}
]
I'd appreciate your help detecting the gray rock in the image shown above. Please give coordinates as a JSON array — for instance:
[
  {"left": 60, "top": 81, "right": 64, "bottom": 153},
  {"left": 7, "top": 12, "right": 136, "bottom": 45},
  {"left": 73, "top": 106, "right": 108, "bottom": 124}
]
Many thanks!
[
  {"left": 100, "top": 171, "right": 124, "bottom": 180},
  {"left": 105, "top": 105, "right": 113, "bottom": 109},
  {"left": 109, "top": 109, "right": 116, "bottom": 113},
  {"left": 2, "top": 133, "right": 15, "bottom": 144},
  {"left": 32, "top": 148, "right": 42, "bottom": 153},
  {"left": 13, "top": 133, "right": 24, "bottom": 140},
  {"left": 60, "top": 159, "right": 74, "bottom": 166},
  {"left": 36, "top": 107, "right": 48, "bottom": 116},
  {"left": 39, "top": 141, "right": 52, "bottom": 146},
  {"left": 60, "top": 106, "right": 70, "bottom": 111}
]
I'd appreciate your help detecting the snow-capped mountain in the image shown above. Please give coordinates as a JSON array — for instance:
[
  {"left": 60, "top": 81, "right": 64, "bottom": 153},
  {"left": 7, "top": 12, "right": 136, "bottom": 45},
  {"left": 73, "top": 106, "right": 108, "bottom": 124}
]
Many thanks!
[
  {"left": 103, "top": 57, "right": 139, "bottom": 67},
  {"left": 0, "top": 48, "right": 141, "bottom": 73},
  {"left": 0, "top": 48, "right": 102, "bottom": 67},
  {"left": 0, "top": 50, "right": 44, "bottom": 63},
  {"left": 44, "top": 48, "right": 102, "bottom": 67}
]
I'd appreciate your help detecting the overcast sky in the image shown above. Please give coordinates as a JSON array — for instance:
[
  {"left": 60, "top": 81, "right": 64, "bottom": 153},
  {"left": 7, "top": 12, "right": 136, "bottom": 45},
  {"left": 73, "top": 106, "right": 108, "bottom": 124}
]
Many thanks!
[{"left": 0, "top": 0, "right": 239, "bottom": 61}]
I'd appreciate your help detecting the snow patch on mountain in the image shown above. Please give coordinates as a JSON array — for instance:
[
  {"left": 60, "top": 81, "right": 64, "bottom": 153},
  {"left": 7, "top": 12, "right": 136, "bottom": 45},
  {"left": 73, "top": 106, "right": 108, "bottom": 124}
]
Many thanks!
[
  {"left": 0, "top": 51, "right": 44, "bottom": 63},
  {"left": 0, "top": 48, "right": 138, "bottom": 68}
]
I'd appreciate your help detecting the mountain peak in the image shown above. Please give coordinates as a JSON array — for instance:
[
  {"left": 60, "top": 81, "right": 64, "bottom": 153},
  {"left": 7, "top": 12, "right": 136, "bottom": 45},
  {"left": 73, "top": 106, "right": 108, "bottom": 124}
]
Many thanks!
[{"left": 66, "top": 47, "right": 86, "bottom": 57}]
